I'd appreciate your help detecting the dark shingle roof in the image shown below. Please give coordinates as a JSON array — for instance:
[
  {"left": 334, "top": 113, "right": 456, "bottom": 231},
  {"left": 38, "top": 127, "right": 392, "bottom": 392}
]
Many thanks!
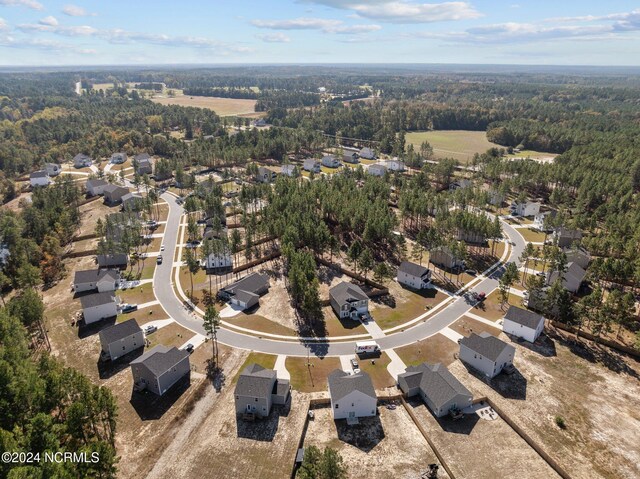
[
  {"left": 74, "top": 268, "right": 119, "bottom": 284},
  {"left": 402, "top": 363, "right": 472, "bottom": 410},
  {"left": 459, "top": 333, "right": 513, "bottom": 362},
  {"left": 222, "top": 272, "right": 269, "bottom": 296},
  {"left": 30, "top": 170, "right": 48, "bottom": 178},
  {"left": 399, "top": 261, "right": 430, "bottom": 278},
  {"left": 86, "top": 179, "right": 108, "bottom": 188},
  {"left": 235, "top": 363, "right": 276, "bottom": 398},
  {"left": 328, "top": 369, "right": 376, "bottom": 401},
  {"left": 80, "top": 291, "right": 115, "bottom": 309},
  {"left": 504, "top": 305, "right": 544, "bottom": 329},
  {"left": 99, "top": 319, "right": 142, "bottom": 344},
  {"left": 329, "top": 282, "right": 368, "bottom": 306},
  {"left": 103, "top": 184, "right": 129, "bottom": 196},
  {"left": 134, "top": 153, "right": 151, "bottom": 162},
  {"left": 131, "top": 345, "right": 189, "bottom": 377},
  {"left": 96, "top": 253, "right": 128, "bottom": 267}
]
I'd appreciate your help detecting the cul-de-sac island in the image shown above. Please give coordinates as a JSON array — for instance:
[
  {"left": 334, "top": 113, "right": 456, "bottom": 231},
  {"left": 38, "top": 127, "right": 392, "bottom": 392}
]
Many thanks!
[{"left": 1, "top": 7, "right": 640, "bottom": 479}]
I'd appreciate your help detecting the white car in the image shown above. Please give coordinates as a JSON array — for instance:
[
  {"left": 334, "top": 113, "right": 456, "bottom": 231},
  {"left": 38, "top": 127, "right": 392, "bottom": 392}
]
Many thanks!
[{"left": 160, "top": 244, "right": 165, "bottom": 251}]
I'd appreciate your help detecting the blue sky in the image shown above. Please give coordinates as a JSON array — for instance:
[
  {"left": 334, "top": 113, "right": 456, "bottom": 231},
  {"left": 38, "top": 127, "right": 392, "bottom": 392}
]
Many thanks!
[{"left": 0, "top": 1, "right": 639, "bottom": 65}]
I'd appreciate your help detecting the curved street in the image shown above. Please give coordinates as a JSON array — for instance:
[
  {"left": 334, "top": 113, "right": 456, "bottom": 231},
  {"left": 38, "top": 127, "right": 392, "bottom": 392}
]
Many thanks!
[{"left": 154, "top": 192, "right": 527, "bottom": 357}]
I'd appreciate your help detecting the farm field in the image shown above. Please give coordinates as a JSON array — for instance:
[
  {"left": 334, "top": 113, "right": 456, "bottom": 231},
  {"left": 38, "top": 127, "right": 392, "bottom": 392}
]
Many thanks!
[{"left": 151, "top": 94, "right": 261, "bottom": 117}]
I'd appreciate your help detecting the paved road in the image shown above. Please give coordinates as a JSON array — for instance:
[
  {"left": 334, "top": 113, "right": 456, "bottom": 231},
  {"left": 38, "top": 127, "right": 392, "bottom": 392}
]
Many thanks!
[{"left": 155, "top": 192, "right": 526, "bottom": 357}]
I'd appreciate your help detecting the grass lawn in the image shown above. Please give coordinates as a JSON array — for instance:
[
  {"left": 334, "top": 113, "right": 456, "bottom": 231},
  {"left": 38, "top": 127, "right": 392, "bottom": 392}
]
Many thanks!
[
  {"left": 374, "top": 288, "right": 448, "bottom": 330},
  {"left": 146, "top": 322, "right": 193, "bottom": 349},
  {"left": 507, "top": 150, "right": 556, "bottom": 161},
  {"left": 518, "top": 228, "right": 547, "bottom": 243},
  {"left": 234, "top": 352, "right": 278, "bottom": 382},
  {"left": 286, "top": 356, "right": 341, "bottom": 393},
  {"left": 472, "top": 289, "right": 522, "bottom": 321},
  {"left": 118, "top": 282, "right": 156, "bottom": 305},
  {"left": 320, "top": 166, "right": 340, "bottom": 175},
  {"left": 224, "top": 314, "right": 297, "bottom": 337},
  {"left": 450, "top": 315, "right": 502, "bottom": 338},
  {"left": 323, "top": 308, "right": 368, "bottom": 337},
  {"left": 395, "top": 333, "right": 457, "bottom": 367},
  {"left": 405, "top": 130, "right": 498, "bottom": 164},
  {"left": 123, "top": 260, "right": 156, "bottom": 281},
  {"left": 117, "top": 304, "right": 166, "bottom": 325},
  {"left": 357, "top": 352, "right": 394, "bottom": 389}
]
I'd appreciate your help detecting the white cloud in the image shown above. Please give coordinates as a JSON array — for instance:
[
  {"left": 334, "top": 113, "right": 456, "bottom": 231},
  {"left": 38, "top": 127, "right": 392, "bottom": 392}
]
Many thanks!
[
  {"left": 302, "top": 1, "right": 482, "bottom": 24},
  {"left": 257, "top": 32, "right": 291, "bottom": 43},
  {"left": 19, "top": 22, "right": 99, "bottom": 36},
  {"left": 0, "top": 0, "right": 43, "bottom": 10},
  {"left": 251, "top": 17, "right": 381, "bottom": 34},
  {"left": 62, "top": 4, "right": 97, "bottom": 17},
  {"left": 0, "top": 17, "right": 9, "bottom": 31},
  {"left": 39, "top": 16, "right": 59, "bottom": 26}
]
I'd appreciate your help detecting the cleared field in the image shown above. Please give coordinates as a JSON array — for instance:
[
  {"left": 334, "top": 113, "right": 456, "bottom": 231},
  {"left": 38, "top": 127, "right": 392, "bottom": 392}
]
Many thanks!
[
  {"left": 151, "top": 95, "right": 260, "bottom": 117},
  {"left": 286, "top": 356, "right": 341, "bottom": 393},
  {"left": 396, "top": 333, "right": 457, "bottom": 367},
  {"left": 406, "top": 130, "right": 498, "bottom": 164}
]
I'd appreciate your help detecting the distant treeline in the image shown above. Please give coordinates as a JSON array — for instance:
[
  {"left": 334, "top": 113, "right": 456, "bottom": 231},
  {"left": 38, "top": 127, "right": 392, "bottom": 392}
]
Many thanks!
[{"left": 183, "top": 87, "right": 258, "bottom": 99}]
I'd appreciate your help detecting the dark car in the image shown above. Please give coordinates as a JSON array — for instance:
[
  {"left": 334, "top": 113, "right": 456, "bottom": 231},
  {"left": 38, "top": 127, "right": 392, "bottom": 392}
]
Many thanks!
[
  {"left": 121, "top": 304, "right": 138, "bottom": 313},
  {"left": 184, "top": 343, "right": 195, "bottom": 354},
  {"left": 156, "top": 255, "right": 163, "bottom": 265}
]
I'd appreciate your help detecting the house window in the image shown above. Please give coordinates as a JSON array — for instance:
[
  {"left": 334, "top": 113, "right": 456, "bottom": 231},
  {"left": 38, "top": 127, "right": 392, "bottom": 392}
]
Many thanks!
[
  {"left": 335, "top": 404, "right": 339, "bottom": 409},
  {"left": 255, "top": 398, "right": 258, "bottom": 402}
]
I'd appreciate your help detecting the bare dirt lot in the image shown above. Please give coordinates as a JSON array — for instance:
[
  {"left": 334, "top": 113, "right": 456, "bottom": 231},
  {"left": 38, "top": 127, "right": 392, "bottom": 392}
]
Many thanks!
[
  {"left": 304, "top": 405, "right": 449, "bottom": 479},
  {"left": 396, "top": 333, "right": 458, "bottom": 367},
  {"left": 151, "top": 95, "right": 260, "bottom": 117},
  {"left": 448, "top": 329, "right": 640, "bottom": 479}
]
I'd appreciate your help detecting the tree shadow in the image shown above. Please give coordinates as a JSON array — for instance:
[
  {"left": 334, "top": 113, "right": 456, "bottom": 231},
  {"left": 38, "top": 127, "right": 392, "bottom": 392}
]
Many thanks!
[
  {"left": 235, "top": 401, "right": 290, "bottom": 441},
  {"left": 335, "top": 414, "right": 385, "bottom": 453},
  {"left": 206, "top": 360, "right": 227, "bottom": 393},
  {"left": 129, "top": 374, "right": 191, "bottom": 421},
  {"left": 97, "top": 346, "right": 144, "bottom": 380}
]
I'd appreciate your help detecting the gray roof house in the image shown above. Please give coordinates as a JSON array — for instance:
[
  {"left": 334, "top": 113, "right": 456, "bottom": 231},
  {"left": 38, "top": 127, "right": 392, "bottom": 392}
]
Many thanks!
[
  {"left": 552, "top": 227, "right": 583, "bottom": 248},
  {"left": 99, "top": 319, "right": 143, "bottom": 361},
  {"left": 329, "top": 282, "right": 369, "bottom": 320},
  {"left": 80, "top": 291, "right": 118, "bottom": 325},
  {"left": 131, "top": 345, "right": 190, "bottom": 396},
  {"left": 30, "top": 170, "right": 50, "bottom": 187},
  {"left": 96, "top": 253, "right": 128, "bottom": 269},
  {"left": 321, "top": 155, "right": 341, "bottom": 168},
  {"left": 429, "top": 245, "right": 464, "bottom": 270},
  {"left": 328, "top": 369, "right": 377, "bottom": 420},
  {"left": 281, "top": 164, "right": 296, "bottom": 177},
  {"left": 45, "top": 163, "right": 61, "bottom": 176},
  {"left": 564, "top": 247, "right": 590, "bottom": 270},
  {"left": 449, "top": 178, "right": 472, "bottom": 190},
  {"left": 367, "top": 164, "right": 387, "bottom": 177},
  {"left": 110, "top": 152, "right": 127, "bottom": 164},
  {"left": 398, "top": 363, "right": 473, "bottom": 417},
  {"left": 502, "top": 305, "right": 545, "bottom": 343},
  {"left": 234, "top": 363, "right": 290, "bottom": 418},
  {"left": 219, "top": 272, "right": 270, "bottom": 310},
  {"left": 303, "top": 158, "right": 321, "bottom": 173},
  {"left": 103, "top": 184, "right": 130, "bottom": 205},
  {"left": 121, "top": 192, "right": 144, "bottom": 211},
  {"left": 73, "top": 269, "right": 120, "bottom": 293},
  {"left": 459, "top": 332, "right": 515, "bottom": 378},
  {"left": 359, "top": 147, "right": 375, "bottom": 160},
  {"left": 546, "top": 261, "right": 587, "bottom": 293},
  {"left": 133, "top": 153, "right": 153, "bottom": 175},
  {"left": 397, "top": 261, "right": 432, "bottom": 289},
  {"left": 256, "top": 166, "right": 276, "bottom": 183},
  {"left": 73, "top": 153, "right": 93, "bottom": 168},
  {"left": 342, "top": 152, "right": 359, "bottom": 164},
  {"left": 86, "top": 179, "right": 108, "bottom": 197}
]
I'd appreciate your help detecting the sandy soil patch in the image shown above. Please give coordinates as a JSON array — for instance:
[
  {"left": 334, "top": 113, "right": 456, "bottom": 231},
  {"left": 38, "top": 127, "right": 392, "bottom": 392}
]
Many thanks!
[{"left": 151, "top": 95, "right": 259, "bottom": 117}]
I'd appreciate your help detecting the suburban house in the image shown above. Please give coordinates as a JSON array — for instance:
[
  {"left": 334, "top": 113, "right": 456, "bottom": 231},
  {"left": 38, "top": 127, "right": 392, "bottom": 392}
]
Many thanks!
[
  {"left": 459, "top": 333, "right": 515, "bottom": 378},
  {"left": 454, "top": 229, "right": 485, "bottom": 244},
  {"left": 110, "top": 152, "right": 127, "bottom": 164},
  {"left": 303, "top": 159, "right": 321, "bottom": 173},
  {"left": 281, "top": 164, "right": 296, "bottom": 176},
  {"left": 219, "top": 272, "right": 270, "bottom": 310},
  {"left": 552, "top": 227, "right": 583, "bottom": 248},
  {"left": 252, "top": 118, "right": 267, "bottom": 127},
  {"left": 546, "top": 262, "right": 587, "bottom": 293},
  {"left": 73, "top": 153, "right": 92, "bottom": 168},
  {"left": 398, "top": 362, "right": 473, "bottom": 417},
  {"left": 359, "top": 147, "right": 375, "bottom": 160},
  {"left": 73, "top": 269, "right": 120, "bottom": 293},
  {"left": 502, "top": 305, "right": 545, "bottom": 343},
  {"left": 203, "top": 238, "right": 233, "bottom": 271},
  {"left": 510, "top": 201, "right": 541, "bottom": 217},
  {"left": 533, "top": 210, "right": 557, "bottom": 231},
  {"left": 234, "top": 363, "right": 290, "bottom": 418},
  {"left": 86, "top": 179, "right": 109, "bottom": 197},
  {"left": 103, "top": 184, "right": 130, "bottom": 205},
  {"left": 96, "top": 253, "right": 128, "bottom": 269},
  {"left": 99, "top": 319, "right": 143, "bottom": 361},
  {"left": 45, "top": 163, "right": 61, "bottom": 176},
  {"left": 384, "top": 158, "right": 405, "bottom": 172},
  {"left": 397, "top": 261, "right": 432, "bottom": 289},
  {"left": 488, "top": 189, "right": 505, "bottom": 206},
  {"left": 329, "top": 282, "right": 369, "bottom": 320},
  {"left": 321, "top": 155, "right": 340, "bottom": 168},
  {"left": 429, "top": 246, "right": 464, "bottom": 270},
  {"left": 0, "top": 243, "right": 10, "bottom": 266},
  {"left": 449, "top": 178, "right": 472, "bottom": 190},
  {"left": 256, "top": 166, "right": 276, "bottom": 183},
  {"left": 121, "top": 192, "right": 144, "bottom": 211},
  {"left": 342, "top": 152, "right": 359, "bottom": 164},
  {"left": 564, "top": 247, "right": 590, "bottom": 270},
  {"left": 30, "top": 170, "right": 50, "bottom": 187},
  {"left": 367, "top": 164, "right": 387, "bottom": 176},
  {"left": 328, "top": 369, "right": 377, "bottom": 420},
  {"left": 133, "top": 153, "right": 153, "bottom": 175},
  {"left": 80, "top": 291, "right": 119, "bottom": 325},
  {"left": 130, "top": 345, "right": 190, "bottom": 396}
]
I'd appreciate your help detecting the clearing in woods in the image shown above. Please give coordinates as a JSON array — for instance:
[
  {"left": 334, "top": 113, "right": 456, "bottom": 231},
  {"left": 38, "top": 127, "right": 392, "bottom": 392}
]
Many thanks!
[
  {"left": 406, "top": 130, "right": 499, "bottom": 163},
  {"left": 151, "top": 94, "right": 261, "bottom": 117}
]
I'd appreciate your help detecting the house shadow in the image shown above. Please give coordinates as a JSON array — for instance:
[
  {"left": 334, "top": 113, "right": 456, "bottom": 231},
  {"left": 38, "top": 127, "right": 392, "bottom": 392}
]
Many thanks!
[
  {"left": 335, "top": 414, "right": 385, "bottom": 453},
  {"left": 506, "top": 333, "right": 557, "bottom": 358},
  {"left": 236, "top": 401, "right": 291, "bottom": 441},
  {"left": 77, "top": 316, "right": 116, "bottom": 339},
  {"left": 436, "top": 411, "right": 480, "bottom": 435},
  {"left": 462, "top": 364, "right": 528, "bottom": 400},
  {"left": 97, "top": 346, "right": 144, "bottom": 380},
  {"left": 370, "top": 293, "right": 396, "bottom": 308},
  {"left": 129, "top": 375, "right": 191, "bottom": 421}
]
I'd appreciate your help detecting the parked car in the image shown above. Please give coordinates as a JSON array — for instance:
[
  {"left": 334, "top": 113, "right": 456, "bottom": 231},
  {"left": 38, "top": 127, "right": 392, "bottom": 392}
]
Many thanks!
[
  {"left": 156, "top": 255, "right": 163, "bottom": 265},
  {"left": 465, "top": 269, "right": 478, "bottom": 276},
  {"left": 184, "top": 343, "right": 195, "bottom": 354},
  {"left": 121, "top": 304, "right": 138, "bottom": 313},
  {"left": 145, "top": 325, "right": 157, "bottom": 334},
  {"left": 350, "top": 358, "right": 359, "bottom": 369},
  {"left": 160, "top": 244, "right": 165, "bottom": 251}
]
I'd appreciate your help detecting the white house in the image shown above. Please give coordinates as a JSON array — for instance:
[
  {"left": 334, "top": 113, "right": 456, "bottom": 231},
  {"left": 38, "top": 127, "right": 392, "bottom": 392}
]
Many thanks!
[
  {"left": 86, "top": 179, "right": 108, "bottom": 197},
  {"left": 73, "top": 153, "right": 92, "bottom": 168},
  {"left": 546, "top": 262, "right": 586, "bottom": 293},
  {"left": 510, "top": 201, "right": 541, "bottom": 217},
  {"left": 429, "top": 246, "right": 464, "bottom": 270},
  {"left": 328, "top": 369, "right": 377, "bottom": 420},
  {"left": 80, "top": 292, "right": 119, "bottom": 325},
  {"left": 459, "top": 332, "right": 515, "bottom": 378},
  {"left": 99, "top": 319, "right": 143, "bottom": 361},
  {"left": 367, "top": 164, "right": 387, "bottom": 177},
  {"left": 359, "top": 147, "right": 375, "bottom": 160},
  {"left": 203, "top": 240, "right": 233, "bottom": 271},
  {"left": 533, "top": 210, "right": 557, "bottom": 231},
  {"left": 329, "top": 282, "right": 369, "bottom": 320},
  {"left": 397, "top": 261, "right": 431, "bottom": 289},
  {"left": 30, "top": 170, "right": 50, "bottom": 187},
  {"left": 252, "top": 118, "right": 267, "bottom": 127},
  {"left": 321, "top": 155, "right": 340, "bottom": 168},
  {"left": 281, "top": 164, "right": 296, "bottom": 177},
  {"left": 303, "top": 159, "right": 321, "bottom": 173},
  {"left": 384, "top": 158, "right": 405, "bottom": 172},
  {"left": 502, "top": 305, "right": 545, "bottom": 343},
  {"left": 110, "top": 152, "right": 127, "bottom": 164},
  {"left": 73, "top": 269, "right": 120, "bottom": 293},
  {"left": 45, "top": 163, "right": 61, "bottom": 176}
]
